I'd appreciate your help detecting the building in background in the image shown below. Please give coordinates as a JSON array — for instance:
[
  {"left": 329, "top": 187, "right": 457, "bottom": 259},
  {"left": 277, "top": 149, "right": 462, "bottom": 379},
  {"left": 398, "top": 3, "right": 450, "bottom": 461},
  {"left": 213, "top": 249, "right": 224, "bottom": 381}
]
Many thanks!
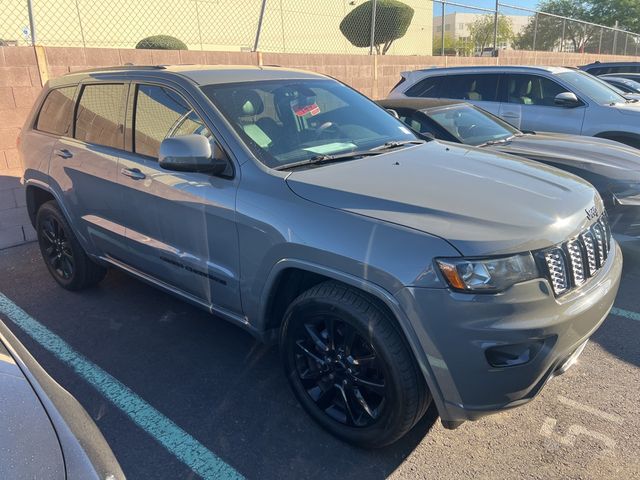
[{"left": 434, "top": 11, "right": 530, "bottom": 54}]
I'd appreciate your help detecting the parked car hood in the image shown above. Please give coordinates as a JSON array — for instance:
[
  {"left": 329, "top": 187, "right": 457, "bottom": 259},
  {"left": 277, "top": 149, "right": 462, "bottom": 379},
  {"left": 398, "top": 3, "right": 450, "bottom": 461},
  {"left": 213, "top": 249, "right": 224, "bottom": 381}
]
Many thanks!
[
  {"left": 487, "top": 133, "right": 640, "bottom": 184},
  {"left": 286, "top": 142, "right": 602, "bottom": 256}
]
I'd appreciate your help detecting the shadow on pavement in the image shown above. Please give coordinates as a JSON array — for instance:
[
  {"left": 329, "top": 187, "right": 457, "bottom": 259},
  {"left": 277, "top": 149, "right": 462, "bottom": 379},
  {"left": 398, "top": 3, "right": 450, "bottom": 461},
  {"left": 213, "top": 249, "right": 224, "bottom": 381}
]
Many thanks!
[{"left": 0, "top": 244, "right": 437, "bottom": 480}]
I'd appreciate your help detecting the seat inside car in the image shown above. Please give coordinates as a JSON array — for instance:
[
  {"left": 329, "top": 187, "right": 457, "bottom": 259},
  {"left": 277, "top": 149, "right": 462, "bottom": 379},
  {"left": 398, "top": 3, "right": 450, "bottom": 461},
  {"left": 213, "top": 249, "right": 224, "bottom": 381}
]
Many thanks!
[
  {"left": 230, "top": 89, "right": 281, "bottom": 149},
  {"left": 465, "top": 80, "right": 482, "bottom": 101},
  {"left": 509, "top": 78, "right": 533, "bottom": 104}
]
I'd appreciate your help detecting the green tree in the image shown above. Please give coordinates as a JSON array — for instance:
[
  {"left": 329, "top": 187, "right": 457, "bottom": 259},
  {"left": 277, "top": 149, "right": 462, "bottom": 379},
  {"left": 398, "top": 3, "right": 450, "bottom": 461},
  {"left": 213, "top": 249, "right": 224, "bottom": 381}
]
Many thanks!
[
  {"left": 432, "top": 34, "right": 473, "bottom": 56},
  {"left": 136, "top": 35, "right": 187, "bottom": 50},
  {"left": 339, "top": 0, "right": 414, "bottom": 54},
  {"left": 514, "top": 0, "right": 596, "bottom": 52},
  {"left": 468, "top": 14, "right": 514, "bottom": 53}
]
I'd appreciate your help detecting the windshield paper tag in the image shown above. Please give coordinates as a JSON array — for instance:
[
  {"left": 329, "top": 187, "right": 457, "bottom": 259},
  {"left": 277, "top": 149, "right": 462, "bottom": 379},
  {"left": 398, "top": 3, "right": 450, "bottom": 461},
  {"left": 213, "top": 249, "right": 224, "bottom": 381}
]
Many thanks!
[{"left": 292, "top": 100, "right": 320, "bottom": 117}]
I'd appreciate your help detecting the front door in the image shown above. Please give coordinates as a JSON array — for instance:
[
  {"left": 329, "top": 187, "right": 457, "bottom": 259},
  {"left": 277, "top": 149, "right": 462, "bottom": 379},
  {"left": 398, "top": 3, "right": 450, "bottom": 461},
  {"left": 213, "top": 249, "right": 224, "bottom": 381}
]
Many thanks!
[
  {"left": 499, "top": 74, "right": 586, "bottom": 133},
  {"left": 117, "top": 83, "right": 241, "bottom": 312}
]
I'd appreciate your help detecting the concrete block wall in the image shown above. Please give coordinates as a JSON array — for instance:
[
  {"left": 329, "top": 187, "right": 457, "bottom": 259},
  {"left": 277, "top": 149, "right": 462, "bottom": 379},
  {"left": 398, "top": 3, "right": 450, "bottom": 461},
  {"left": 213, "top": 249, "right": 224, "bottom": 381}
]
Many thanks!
[{"left": 1, "top": 45, "right": 639, "bottom": 249}]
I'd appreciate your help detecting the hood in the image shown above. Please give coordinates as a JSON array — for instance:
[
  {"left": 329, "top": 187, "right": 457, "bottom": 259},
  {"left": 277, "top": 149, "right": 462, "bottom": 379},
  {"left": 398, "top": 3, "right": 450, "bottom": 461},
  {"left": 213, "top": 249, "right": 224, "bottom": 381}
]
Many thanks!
[
  {"left": 488, "top": 133, "right": 640, "bottom": 185},
  {"left": 613, "top": 101, "right": 640, "bottom": 116},
  {"left": 286, "top": 142, "right": 602, "bottom": 256}
]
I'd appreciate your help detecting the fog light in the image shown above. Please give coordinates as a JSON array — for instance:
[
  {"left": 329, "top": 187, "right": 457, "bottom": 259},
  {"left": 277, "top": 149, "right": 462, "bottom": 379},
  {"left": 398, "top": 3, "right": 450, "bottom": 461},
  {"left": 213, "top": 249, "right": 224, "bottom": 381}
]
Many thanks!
[{"left": 485, "top": 340, "right": 544, "bottom": 368}]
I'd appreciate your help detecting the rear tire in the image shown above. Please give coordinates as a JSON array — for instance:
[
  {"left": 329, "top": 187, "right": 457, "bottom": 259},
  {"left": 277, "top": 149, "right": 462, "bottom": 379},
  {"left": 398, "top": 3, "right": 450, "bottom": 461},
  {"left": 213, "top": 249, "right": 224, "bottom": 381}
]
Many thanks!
[
  {"left": 280, "top": 281, "right": 431, "bottom": 448},
  {"left": 36, "top": 201, "right": 106, "bottom": 290}
]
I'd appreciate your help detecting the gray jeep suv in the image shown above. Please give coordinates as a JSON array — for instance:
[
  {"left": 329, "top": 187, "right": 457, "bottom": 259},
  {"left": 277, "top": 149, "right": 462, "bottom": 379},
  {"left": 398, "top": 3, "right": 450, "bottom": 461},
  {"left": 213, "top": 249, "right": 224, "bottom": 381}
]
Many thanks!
[{"left": 19, "top": 65, "right": 622, "bottom": 448}]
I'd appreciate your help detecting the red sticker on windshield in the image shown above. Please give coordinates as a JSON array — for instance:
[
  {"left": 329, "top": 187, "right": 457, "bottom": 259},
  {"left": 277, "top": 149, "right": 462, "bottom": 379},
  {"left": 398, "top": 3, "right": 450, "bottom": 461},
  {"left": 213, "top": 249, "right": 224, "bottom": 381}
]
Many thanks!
[{"left": 293, "top": 103, "right": 320, "bottom": 117}]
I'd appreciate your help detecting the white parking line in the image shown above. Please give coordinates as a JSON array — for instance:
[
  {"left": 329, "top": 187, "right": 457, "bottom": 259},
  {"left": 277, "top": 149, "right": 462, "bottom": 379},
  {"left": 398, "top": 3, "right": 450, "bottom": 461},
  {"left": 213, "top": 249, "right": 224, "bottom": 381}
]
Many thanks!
[{"left": 557, "top": 395, "right": 624, "bottom": 424}]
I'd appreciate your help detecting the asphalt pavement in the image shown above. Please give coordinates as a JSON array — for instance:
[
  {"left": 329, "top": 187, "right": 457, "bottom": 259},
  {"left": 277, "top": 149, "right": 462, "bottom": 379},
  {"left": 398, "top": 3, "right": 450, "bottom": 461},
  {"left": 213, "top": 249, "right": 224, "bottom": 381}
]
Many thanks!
[{"left": 1, "top": 242, "right": 639, "bottom": 480}]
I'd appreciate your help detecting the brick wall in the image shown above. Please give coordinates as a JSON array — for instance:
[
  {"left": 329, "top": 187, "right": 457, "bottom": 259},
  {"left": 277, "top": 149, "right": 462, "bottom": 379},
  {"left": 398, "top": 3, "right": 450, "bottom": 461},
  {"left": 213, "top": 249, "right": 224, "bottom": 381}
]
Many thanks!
[{"left": 1, "top": 45, "right": 639, "bottom": 249}]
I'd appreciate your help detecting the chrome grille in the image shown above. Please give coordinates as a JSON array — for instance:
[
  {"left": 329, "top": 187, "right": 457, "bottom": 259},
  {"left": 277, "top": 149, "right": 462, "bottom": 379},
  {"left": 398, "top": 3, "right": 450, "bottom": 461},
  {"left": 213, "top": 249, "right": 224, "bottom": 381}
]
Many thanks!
[
  {"left": 544, "top": 249, "right": 568, "bottom": 295},
  {"left": 541, "top": 215, "right": 612, "bottom": 296},
  {"left": 566, "top": 239, "right": 585, "bottom": 286}
]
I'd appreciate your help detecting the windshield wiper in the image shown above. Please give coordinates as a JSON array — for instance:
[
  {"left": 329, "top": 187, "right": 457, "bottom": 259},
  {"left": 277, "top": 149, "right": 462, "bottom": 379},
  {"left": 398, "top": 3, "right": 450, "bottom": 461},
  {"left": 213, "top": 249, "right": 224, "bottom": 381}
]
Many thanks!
[
  {"left": 370, "top": 139, "right": 426, "bottom": 151},
  {"left": 274, "top": 150, "right": 384, "bottom": 171},
  {"left": 477, "top": 135, "right": 516, "bottom": 147}
]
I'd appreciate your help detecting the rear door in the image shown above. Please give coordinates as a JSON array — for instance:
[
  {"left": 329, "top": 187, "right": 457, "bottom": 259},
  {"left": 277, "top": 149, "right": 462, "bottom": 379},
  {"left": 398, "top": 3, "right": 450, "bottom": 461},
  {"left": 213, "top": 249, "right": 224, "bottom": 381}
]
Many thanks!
[
  {"left": 117, "top": 82, "right": 241, "bottom": 311},
  {"left": 499, "top": 73, "right": 586, "bottom": 133},
  {"left": 48, "top": 82, "right": 129, "bottom": 259}
]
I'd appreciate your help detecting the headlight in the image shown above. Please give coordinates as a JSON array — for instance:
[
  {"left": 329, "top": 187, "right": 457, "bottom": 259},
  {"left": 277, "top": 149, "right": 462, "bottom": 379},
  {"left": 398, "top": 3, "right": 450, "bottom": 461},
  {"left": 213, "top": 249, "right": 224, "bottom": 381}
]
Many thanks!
[{"left": 436, "top": 253, "right": 539, "bottom": 292}]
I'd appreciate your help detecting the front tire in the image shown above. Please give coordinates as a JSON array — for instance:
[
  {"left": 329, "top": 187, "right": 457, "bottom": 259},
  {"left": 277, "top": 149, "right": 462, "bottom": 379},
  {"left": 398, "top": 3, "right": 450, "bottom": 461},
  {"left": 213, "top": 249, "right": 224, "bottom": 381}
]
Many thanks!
[
  {"left": 36, "top": 201, "right": 106, "bottom": 290},
  {"left": 280, "top": 281, "right": 431, "bottom": 448}
]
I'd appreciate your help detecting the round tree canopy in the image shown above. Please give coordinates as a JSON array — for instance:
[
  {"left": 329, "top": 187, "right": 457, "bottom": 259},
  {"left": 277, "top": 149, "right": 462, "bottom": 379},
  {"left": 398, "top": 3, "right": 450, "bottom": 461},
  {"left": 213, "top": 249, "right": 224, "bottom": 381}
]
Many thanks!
[
  {"left": 340, "top": 0, "right": 415, "bottom": 49},
  {"left": 136, "top": 35, "right": 188, "bottom": 50}
]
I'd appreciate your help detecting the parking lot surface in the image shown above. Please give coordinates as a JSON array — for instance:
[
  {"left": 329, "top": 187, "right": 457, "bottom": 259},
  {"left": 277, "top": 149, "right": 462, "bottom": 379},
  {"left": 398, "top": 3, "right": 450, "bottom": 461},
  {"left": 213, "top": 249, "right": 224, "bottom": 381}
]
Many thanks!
[{"left": 1, "top": 242, "right": 639, "bottom": 480}]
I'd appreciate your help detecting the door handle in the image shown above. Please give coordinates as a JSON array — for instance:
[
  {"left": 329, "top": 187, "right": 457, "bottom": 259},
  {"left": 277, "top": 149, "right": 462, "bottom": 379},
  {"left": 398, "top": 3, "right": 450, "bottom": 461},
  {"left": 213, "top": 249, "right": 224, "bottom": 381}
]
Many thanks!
[
  {"left": 120, "top": 167, "right": 146, "bottom": 180},
  {"left": 54, "top": 148, "right": 73, "bottom": 159}
]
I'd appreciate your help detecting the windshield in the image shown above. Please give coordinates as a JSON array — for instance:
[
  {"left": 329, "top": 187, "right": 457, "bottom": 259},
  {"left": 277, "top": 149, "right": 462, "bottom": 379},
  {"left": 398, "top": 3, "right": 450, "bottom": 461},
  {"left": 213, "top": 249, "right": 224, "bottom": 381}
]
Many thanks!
[
  {"left": 427, "top": 104, "right": 519, "bottom": 146},
  {"left": 201, "top": 79, "right": 417, "bottom": 168},
  {"left": 556, "top": 70, "right": 627, "bottom": 105}
]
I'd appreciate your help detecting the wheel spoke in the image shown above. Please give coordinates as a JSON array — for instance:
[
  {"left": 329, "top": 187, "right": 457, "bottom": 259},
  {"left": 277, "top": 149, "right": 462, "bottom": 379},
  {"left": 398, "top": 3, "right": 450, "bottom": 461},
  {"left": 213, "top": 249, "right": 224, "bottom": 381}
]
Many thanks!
[
  {"left": 352, "top": 375, "right": 385, "bottom": 396},
  {"left": 42, "top": 227, "right": 56, "bottom": 244},
  {"left": 304, "top": 323, "right": 329, "bottom": 353},
  {"left": 350, "top": 353, "right": 377, "bottom": 367},
  {"left": 341, "top": 323, "right": 357, "bottom": 356},
  {"left": 299, "top": 367, "right": 322, "bottom": 381},
  {"left": 325, "top": 317, "right": 336, "bottom": 351},
  {"left": 336, "top": 383, "right": 357, "bottom": 426},
  {"left": 351, "top": 387, "right": 377, "bottom": 419},
  {"left": 296, "top": 340, "right": 325, "bottom": 365}
]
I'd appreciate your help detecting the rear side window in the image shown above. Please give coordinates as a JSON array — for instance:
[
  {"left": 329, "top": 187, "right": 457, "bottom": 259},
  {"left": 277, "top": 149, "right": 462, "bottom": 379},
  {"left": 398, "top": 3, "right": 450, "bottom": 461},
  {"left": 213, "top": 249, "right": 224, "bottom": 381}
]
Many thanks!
[
  {"left": 405, "top": 76, "right": 444, "bottom": 97},
  {"left": 75, "top": 84, "right": 125, "bottom": 149},
  {"left": 441, "top": 74, "right": 501, "bottom": 102},
  {"left": 133, "top": 85, "right": 210, "bottom": 158},
  {"left": 36, "top": 86, "right": 76, "bottom": 136}
]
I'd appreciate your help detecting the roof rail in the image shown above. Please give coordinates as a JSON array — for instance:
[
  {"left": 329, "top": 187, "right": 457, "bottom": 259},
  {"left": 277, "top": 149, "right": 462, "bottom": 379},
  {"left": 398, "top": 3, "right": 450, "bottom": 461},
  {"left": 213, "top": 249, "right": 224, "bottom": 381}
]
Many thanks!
[{"left": 73, "top": 65, "right": 168, "bottom": 74}]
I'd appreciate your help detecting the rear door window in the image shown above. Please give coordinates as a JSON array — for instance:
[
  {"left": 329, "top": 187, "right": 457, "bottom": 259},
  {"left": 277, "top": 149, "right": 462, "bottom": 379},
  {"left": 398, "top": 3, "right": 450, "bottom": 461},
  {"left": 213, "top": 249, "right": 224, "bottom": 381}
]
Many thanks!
[
  {"left": 404, "top": 76, "right": 445, "bottom": 98},
  {"left": 133, "top": 84, "right": 211, "bottom": 158},
  {"left": 74, "top": 84, "right": 125, "bottom": 149},
  {"left": 441, "top": 74, "right": 501, "bottom": 102},
  {"left": 36, "top": 86, "right": 76, "bottom": 136}
]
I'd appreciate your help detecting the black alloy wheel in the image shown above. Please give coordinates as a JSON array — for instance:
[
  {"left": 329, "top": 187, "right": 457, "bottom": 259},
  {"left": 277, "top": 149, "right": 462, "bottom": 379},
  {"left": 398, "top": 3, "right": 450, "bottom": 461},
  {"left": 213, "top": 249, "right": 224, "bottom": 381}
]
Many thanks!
[
  {"left": 294, "top": 314, "right": 387, "bottom": 427},
  {"left": 40, "top": 215, "right": 74, "bottom": 281}
]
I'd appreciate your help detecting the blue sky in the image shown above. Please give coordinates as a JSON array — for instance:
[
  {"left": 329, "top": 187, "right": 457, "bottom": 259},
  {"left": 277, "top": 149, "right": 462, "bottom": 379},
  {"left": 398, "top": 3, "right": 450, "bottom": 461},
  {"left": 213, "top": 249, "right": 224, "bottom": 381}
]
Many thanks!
[{"left": 436, "top": 0, "right": 540, "bottom": 16}]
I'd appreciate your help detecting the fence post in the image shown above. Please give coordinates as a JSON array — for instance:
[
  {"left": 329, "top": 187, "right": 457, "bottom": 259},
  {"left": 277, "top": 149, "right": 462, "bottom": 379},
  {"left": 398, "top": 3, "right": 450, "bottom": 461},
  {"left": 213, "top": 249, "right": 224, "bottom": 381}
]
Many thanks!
[
  {"left": 532, "top": 12, "right": 538, "bottom": 51},
  {"left": 369, "top": 0, "right": 377, "bottom": 55},
  {"left": 560, "top": 18, "right": 565, "bottom": 52},
  {"left": 26, "top": 0, "right": 37, "bottom": 45},
  {"left": 440, "top": 2, "right": 445, "bottom": 56},
  {"left": 624, "top": 32, "right": 628, "bottom": 55},
  {"left": 194, "top": 0, "right": 204, "bottom": 51},
  {"left": 598, "top": 27, "right": 603, "bottom": 54},
  {"left": 492, "top": 0, "right": 499, "bottom": 55},
  {"left": 252, "top": 0, "right": 267, "bottom": 52},
  {"left": 74, "top": 0, "right": 86, "bottom": 48},
  {"left": 612, "top": 20, "right": 618, "bottom": 54}
]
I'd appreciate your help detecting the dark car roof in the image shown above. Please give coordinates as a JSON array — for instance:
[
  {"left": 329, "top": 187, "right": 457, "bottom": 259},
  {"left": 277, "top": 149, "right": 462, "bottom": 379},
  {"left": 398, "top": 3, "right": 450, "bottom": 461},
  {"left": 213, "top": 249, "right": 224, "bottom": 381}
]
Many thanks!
[
  {"left": 377, "top": 98, "right": 465, "bottom": 110},
  {"left": 580, "top": 61, "right": 640, "bottom": 68},
  {"left": 49, "top": 64, "right": 328, "bottom": 88}
]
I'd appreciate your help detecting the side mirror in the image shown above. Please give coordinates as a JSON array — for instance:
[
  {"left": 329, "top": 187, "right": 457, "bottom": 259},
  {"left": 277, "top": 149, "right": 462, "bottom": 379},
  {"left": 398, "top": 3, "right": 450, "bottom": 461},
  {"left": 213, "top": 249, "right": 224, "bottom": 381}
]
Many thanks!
[
  {"left": 159, "top": 134, "right": 228, "bottom": 175},
  {"left": 386, "top": 108, "right": 400, "bottom": 119},
  {"left": 554, "top": 92, "right": 581, "bottom": 108}
]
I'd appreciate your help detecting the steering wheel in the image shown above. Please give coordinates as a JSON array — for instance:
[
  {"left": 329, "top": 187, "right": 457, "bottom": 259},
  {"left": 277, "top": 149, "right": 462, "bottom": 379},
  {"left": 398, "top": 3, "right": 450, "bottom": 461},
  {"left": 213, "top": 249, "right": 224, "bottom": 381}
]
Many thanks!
[{"left": 314, "top": 121, "right": 340, "bottom": 139}]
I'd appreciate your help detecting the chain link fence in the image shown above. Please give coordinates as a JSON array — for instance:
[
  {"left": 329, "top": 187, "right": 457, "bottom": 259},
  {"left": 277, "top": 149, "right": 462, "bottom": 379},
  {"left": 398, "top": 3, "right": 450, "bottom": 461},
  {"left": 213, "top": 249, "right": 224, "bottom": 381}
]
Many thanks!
[{"left": 0, "top": 0, "right": 639, "bottom": 57}]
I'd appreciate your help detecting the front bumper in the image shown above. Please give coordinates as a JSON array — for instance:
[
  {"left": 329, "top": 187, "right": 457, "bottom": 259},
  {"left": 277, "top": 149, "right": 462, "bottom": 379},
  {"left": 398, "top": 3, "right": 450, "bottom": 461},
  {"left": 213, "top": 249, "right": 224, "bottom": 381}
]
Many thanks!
[{"left": 395, "top": 241, "right": 622, "bottom": 424}]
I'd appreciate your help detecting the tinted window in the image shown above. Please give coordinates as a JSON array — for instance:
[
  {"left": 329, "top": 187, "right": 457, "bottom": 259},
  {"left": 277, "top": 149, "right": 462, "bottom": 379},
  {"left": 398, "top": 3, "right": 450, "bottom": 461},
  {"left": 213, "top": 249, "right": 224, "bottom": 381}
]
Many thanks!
[
  {"left": 405, "top": 76, "right": 444, "bottom": 98},
  {"left": 75, "top": 84, "right": 124, "bottom": 149},
  {"left": 395, "top": 108, "right": 453, "bottom": 140},
  {"left": 36, "top": 86, "right": 76, "bottom": 136},
  {"left": 506, "top": 74, "right": 568, "bottom": 106},
  {"left": 134, "top": 85, "right": 211, "bottom": 158},
  {"left": 201, "top": 79, "right": 417, "bottom": 169},
  {"left": 442, "top": 74, "right": 501, "bottom": 102},
  {"left": 428, "top": 103, "right": 518, "bottom": 146}
]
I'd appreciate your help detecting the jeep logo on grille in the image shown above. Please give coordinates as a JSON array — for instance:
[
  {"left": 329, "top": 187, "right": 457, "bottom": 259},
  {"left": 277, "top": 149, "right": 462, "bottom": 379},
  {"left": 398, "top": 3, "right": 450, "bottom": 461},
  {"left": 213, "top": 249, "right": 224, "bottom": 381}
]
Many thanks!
[{"left": 585, "top": 205, "right": 598, "bottom": 221}]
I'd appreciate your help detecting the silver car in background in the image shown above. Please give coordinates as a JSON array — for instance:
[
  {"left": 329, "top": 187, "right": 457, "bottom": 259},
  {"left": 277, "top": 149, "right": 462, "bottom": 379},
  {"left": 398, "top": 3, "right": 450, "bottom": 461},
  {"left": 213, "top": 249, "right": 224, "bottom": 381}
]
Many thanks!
[{"left": 388, "top": 65, "right": 640, "bottom": 148}]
